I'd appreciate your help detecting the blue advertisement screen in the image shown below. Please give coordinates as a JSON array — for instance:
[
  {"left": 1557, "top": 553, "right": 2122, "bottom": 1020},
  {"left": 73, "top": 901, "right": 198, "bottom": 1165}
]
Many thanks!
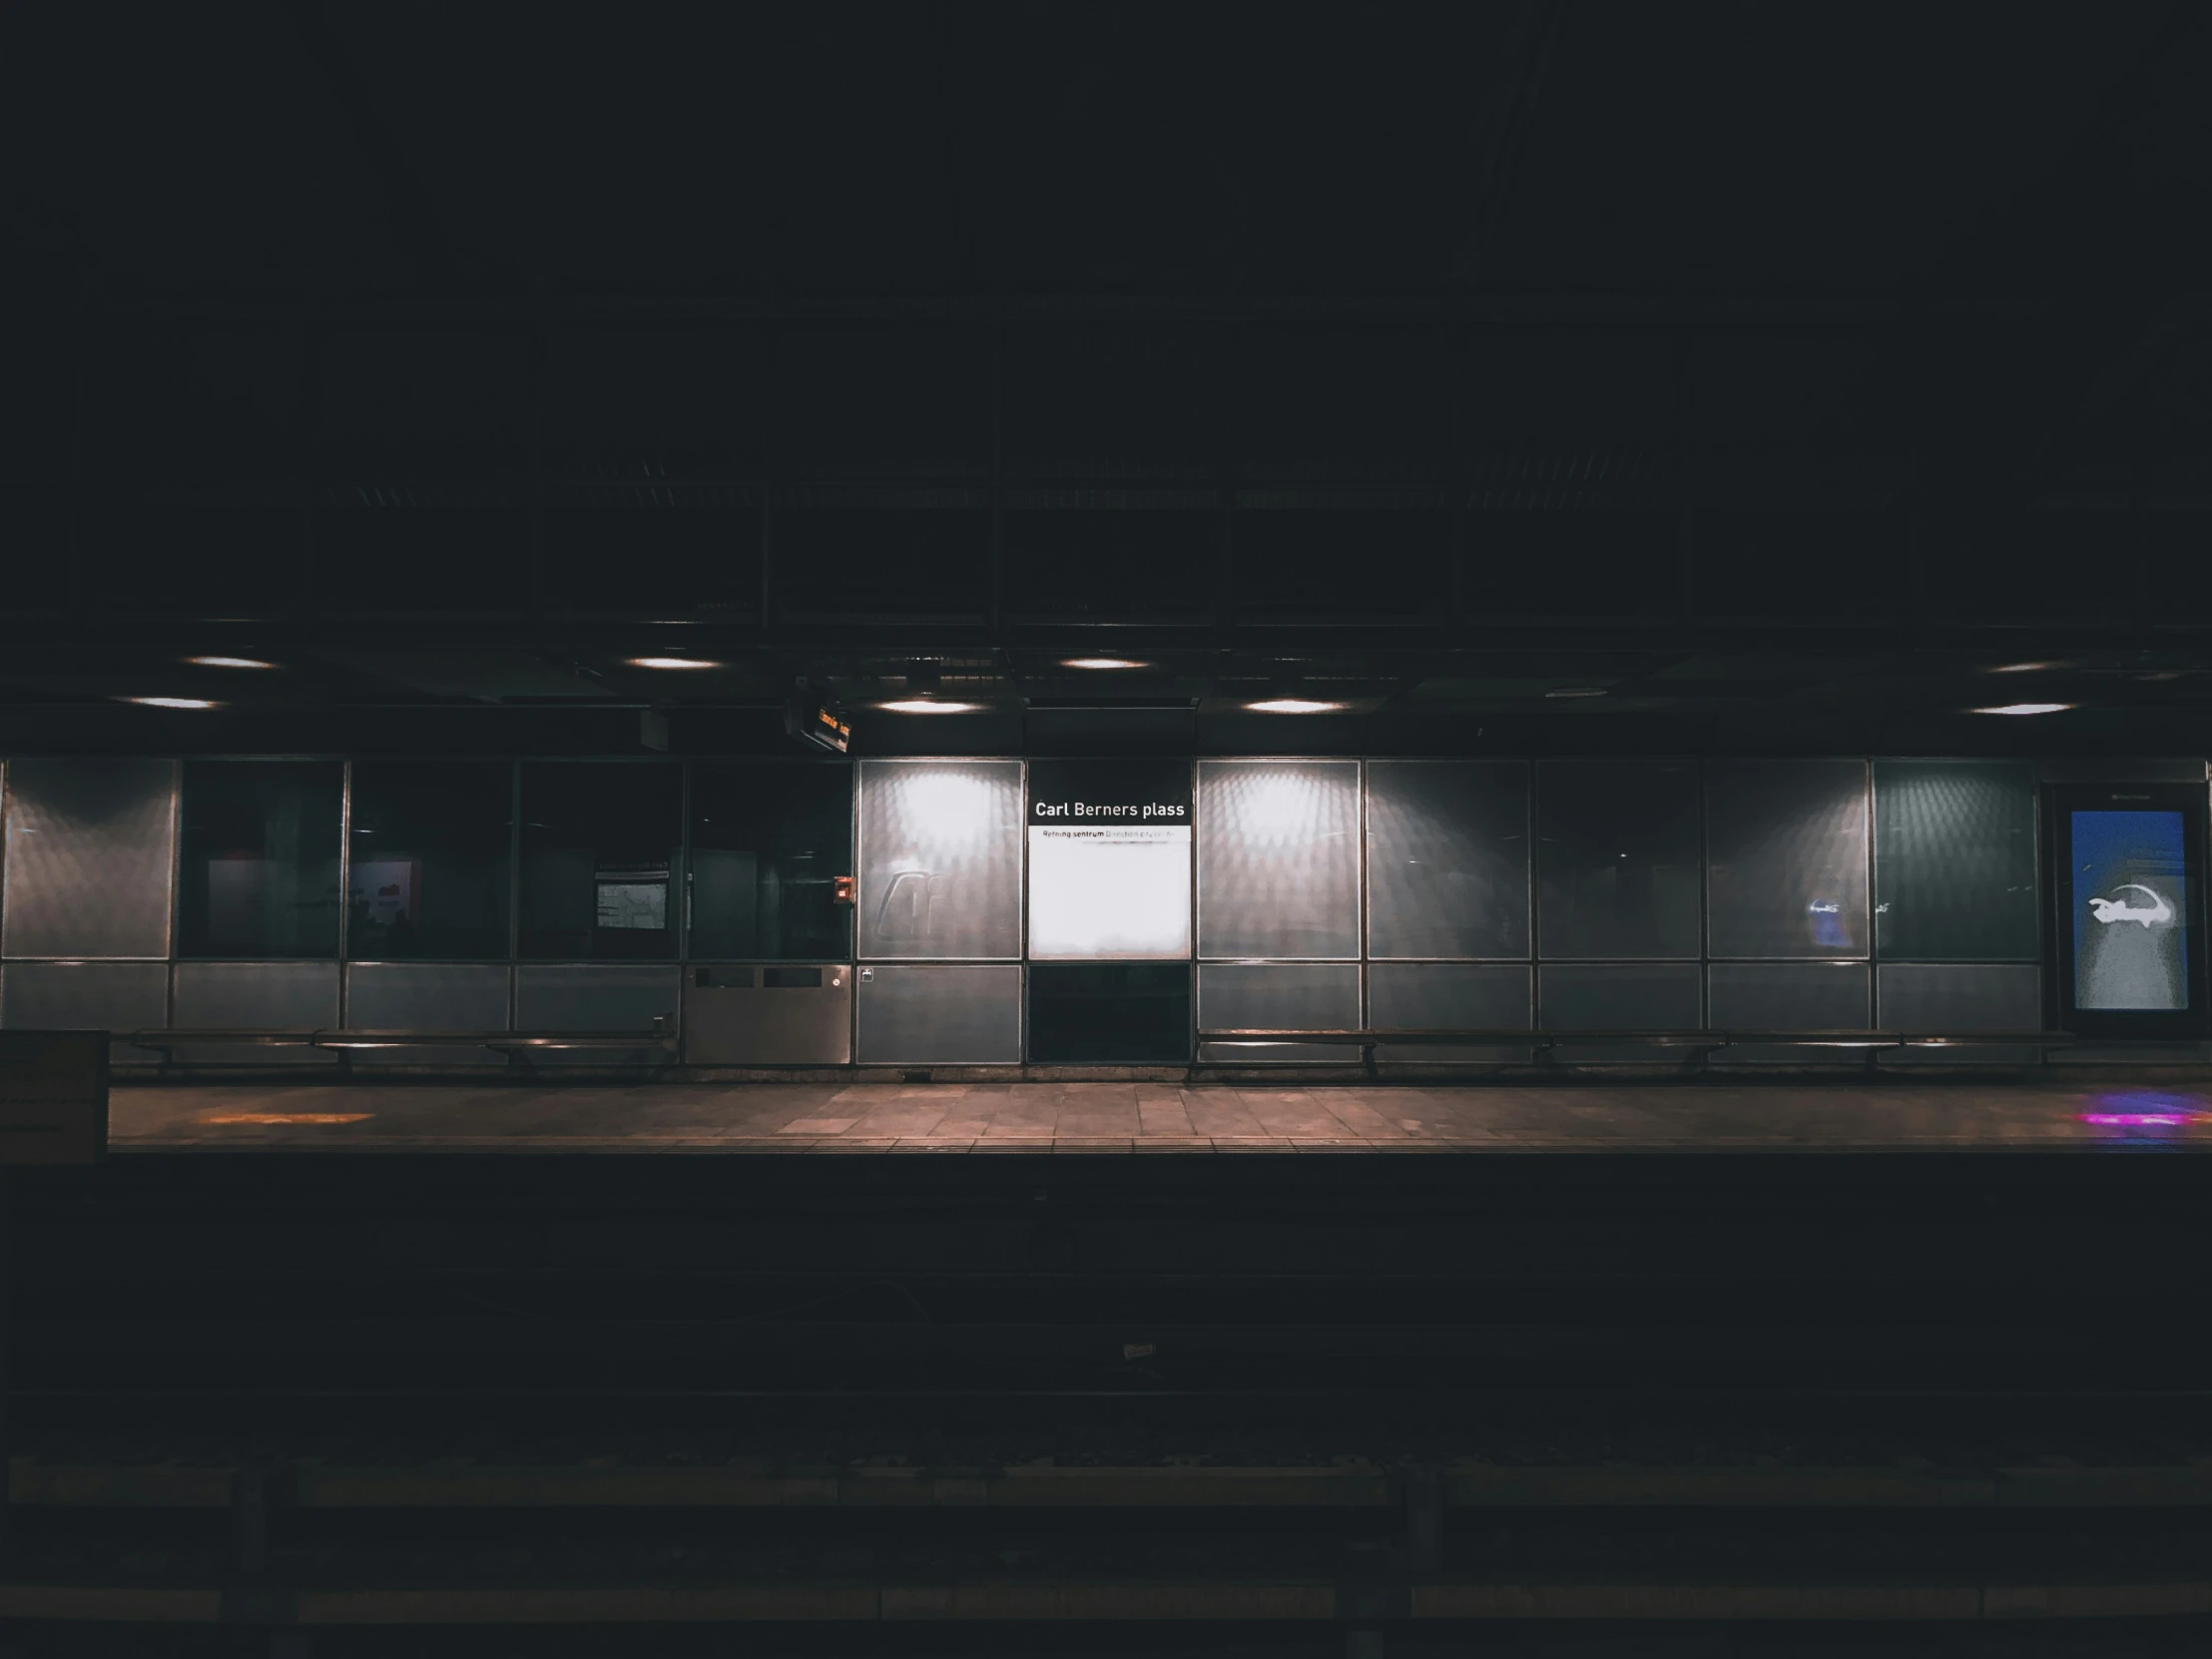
[{"left": 2071, "top": 810, "right": 2189, "bottom": 1011}]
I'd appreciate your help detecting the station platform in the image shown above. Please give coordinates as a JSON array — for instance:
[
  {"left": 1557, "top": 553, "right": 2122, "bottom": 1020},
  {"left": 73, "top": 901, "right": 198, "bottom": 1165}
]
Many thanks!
[{"left": 108, "top": 1078, "right": 2212, "bottom": 1153}]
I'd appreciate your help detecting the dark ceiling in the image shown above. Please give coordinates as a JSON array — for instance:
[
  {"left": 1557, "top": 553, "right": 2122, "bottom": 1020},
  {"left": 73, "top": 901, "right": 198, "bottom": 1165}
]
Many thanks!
[{"left": 4, "top": 1, "right": 2211, "bottom": 756}]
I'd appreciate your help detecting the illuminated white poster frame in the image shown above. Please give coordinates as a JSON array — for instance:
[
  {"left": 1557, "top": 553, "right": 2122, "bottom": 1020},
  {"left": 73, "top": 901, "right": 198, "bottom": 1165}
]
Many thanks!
[{"left": 1024, "top": 758, "right": 1193, "bottom": 960}]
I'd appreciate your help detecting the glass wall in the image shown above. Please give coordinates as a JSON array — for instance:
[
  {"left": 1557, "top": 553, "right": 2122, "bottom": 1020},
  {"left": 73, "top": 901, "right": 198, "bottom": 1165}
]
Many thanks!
[
  {"left": 1706, "top": 760, "right": 1869, "bottom": 959},
  {"left": 856, "top": 760, "right": 1023, "bottom": 960},
  {"left": 689, "top": 762, "right": 852, "bottom": 960},
  {"left": 346, "top": 761, "right": 512, "bottom": 959},
  {"left": 177, "top": 761, "right": 344, "bottom": 957},
  {"left": 1873, "top": 761, "right": 2037, "bottom": 960},
  {"left": 3, "top": 749, "right": 2073, "bottom": 1061},
  {"left": 2, "top": 758, "right": 177, "bottom": 959},
  {"left": 1197, "top": 760, "right": 1360, "bottom": 959},
  {"left": 1535, "top": 761, "right": 1702, "bottom": 959},
  {"left": 1366, "top": 761, "right": 1528, "bottom": 959},
  {"left": 517, "top": 762, "right": 683, "bottom": 959}
]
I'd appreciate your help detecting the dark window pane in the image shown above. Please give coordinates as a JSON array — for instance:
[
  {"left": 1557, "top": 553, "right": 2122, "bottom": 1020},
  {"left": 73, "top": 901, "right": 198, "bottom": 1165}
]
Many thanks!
[
  {"left": 690, "top": 763, "right": 853, "bottom": 961},
  {"left": 1535, "top": 761, "right": 1701, "bottom": 959},
  {"left": 1028, "top": 964, "right": 1190, "bottom": 1064},
  {"left": 346, "top": 762, "right": 513, "bottom": 960},
  {"left": 178, "top": 762, "right": 343, "bottom": 958},
  {"left": 517, "top": 764, "right": 682, "bottom": 960},
  {"left": 1874, "top": 761, "right": 2039, "bottom": 961}
]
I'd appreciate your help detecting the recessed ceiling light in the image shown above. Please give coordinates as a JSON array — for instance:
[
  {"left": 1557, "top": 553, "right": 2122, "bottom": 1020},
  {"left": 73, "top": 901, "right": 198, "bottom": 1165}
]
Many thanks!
[
  {"left": 1987, "top": 662, "right": 2057, "bottom": 673},
  {"left": 1971, "top": 703, "right": 2074, "bottom": 716},
  {"left": 627, "top": 657, "right": 719, "bottom": 670},
  {"left": 121, "top": 696, "right": 221, "bottom": 710},
  {"left": 1245, "top": 698, "right": 1346, "bottom": 714},
  {"left": 1061, "top": 657, "right": 1148, "bottom": 671},
  {"left": 878, "top": 699, "right": 982, "bottom": 714},
  {"left": 186, "top": 656, "right": 276, "bottom": 670},
  {"left": 1544, "top": 686, "right": 1608, "bottom": 699}
]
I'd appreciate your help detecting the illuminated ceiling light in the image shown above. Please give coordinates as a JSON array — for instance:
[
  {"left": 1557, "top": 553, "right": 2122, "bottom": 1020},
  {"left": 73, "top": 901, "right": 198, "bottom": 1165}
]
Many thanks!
[
  {"left": 878, "top": 699, "right": 982, "bottom": 714},
  {"left": 1987, "top": 661, "right": 2057, "bottom": 673},
  {"left": 186, "top": 655, "right": 276, "bottom": 670},
  {"left": 1544, "top": 686, "right": 1608, "bottom": 699},
  {"left": 1061, "top": 657, "right": 1148, "bottom": 671},
  {"left": 121, "top": 696, "right": 221, "bottom": 710},
  {"left": 1245, "top": 698, "right": 1346, "bottom": 714},
  {"left": 1970, "top": 703, "right": 2074, "bottom": 716},
  {"left": 628, "top": 656, "right": 719, "bottom": 670}
]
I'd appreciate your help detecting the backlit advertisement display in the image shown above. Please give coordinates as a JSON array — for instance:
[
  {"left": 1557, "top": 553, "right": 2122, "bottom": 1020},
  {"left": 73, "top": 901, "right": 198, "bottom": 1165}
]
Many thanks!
[{"left": 2070, "top": 809, "right": 2188, "bottom": 1012}]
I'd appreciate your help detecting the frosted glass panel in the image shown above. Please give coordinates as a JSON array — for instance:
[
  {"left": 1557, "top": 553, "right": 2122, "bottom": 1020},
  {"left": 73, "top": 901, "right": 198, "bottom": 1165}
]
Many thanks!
[
  {"left": 1197, "top": 961, "right": 1360, "bottom": 1061},
  {"left": 1369, "top": 962, "right": 1531, "bottom": 1062},
  {"left": 2, "top": 961, "right": 169, "bottom": 1034},
  {"left": 1878, "top": 962, "right": 2041, "bottom": 1031},
  {"left": 1369, "top": 962, "right": 1531, "bottom": 1030},
  {"left": 1708, "top": 962, "right": 1870, "bottom": 1029},
  {"left": 3, "top": 759, "right": 177, "bottom": 959},
  {"left": 858, "top": 761, "right": 1023, "bottom": 959},
  {"left": 514, "top": 964, "right": 681, "bottom": 1031},
  {"left": 1539, "top": 963, "right": 1701, "bottom": 1029},
  {"left": 855, "top": 964, "right": 1021, "bottom": 1063},
  {"left": 1874, "top": 761, "right": 2038, "bottom": 961},
  {"left": 1366, "top": 762, "right": 1528, "bottom": 959},
  {"left": 1706, "top": 761, "right": 1869, "bottom": 959},
  {"left": 346, "top": 963, "right": 510, "bottom": 1030},
  {"left": 1535, "top": 762, "right": 1701, "bottom": 959},
  {"left": 173, "top": 961, "right": 340, "bottom": 1028},
  {"left": 1197, "top": 761, "right": 1360, "bottom": 959}
]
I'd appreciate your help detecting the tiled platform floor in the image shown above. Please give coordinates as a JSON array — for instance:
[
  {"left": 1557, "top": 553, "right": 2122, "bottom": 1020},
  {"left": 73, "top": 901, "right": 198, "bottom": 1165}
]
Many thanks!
[{"left": 108, "top": 1080, "right": 2212, "bottom": 1153}]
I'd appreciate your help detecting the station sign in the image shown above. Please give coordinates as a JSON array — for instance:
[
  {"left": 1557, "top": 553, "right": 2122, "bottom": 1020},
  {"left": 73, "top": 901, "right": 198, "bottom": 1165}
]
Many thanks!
[{"left": 1026, "top": 759, "right": 1193, "bottom": 960}]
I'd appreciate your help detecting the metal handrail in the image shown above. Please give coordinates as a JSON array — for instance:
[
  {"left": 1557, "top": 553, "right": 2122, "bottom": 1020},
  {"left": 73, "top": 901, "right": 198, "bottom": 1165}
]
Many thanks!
[
  {"left": 123, "top": 1022, "right": 677, "bottom": 1053},
  {"left": 1196, "top": 1027, "right": 2082, "bottom": 1053}
]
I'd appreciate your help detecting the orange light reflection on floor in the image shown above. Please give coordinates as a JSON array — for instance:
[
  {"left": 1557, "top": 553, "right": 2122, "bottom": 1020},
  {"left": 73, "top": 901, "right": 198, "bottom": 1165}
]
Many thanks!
[{"left": 197, "top": 1113, "right": 372, "bottom": 1126}]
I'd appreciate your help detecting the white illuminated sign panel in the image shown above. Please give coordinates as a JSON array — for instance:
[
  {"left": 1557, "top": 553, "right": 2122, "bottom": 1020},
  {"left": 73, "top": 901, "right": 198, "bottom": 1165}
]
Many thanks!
[{"left": 1026, "top": 761, "right": 1192, "bottom": 960}]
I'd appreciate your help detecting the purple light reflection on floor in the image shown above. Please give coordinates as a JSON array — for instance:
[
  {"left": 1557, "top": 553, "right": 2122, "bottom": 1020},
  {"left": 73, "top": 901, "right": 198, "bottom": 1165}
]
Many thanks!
[{"left": 2078, "top": 1090, "right": 2211, "bottom": 1132}]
